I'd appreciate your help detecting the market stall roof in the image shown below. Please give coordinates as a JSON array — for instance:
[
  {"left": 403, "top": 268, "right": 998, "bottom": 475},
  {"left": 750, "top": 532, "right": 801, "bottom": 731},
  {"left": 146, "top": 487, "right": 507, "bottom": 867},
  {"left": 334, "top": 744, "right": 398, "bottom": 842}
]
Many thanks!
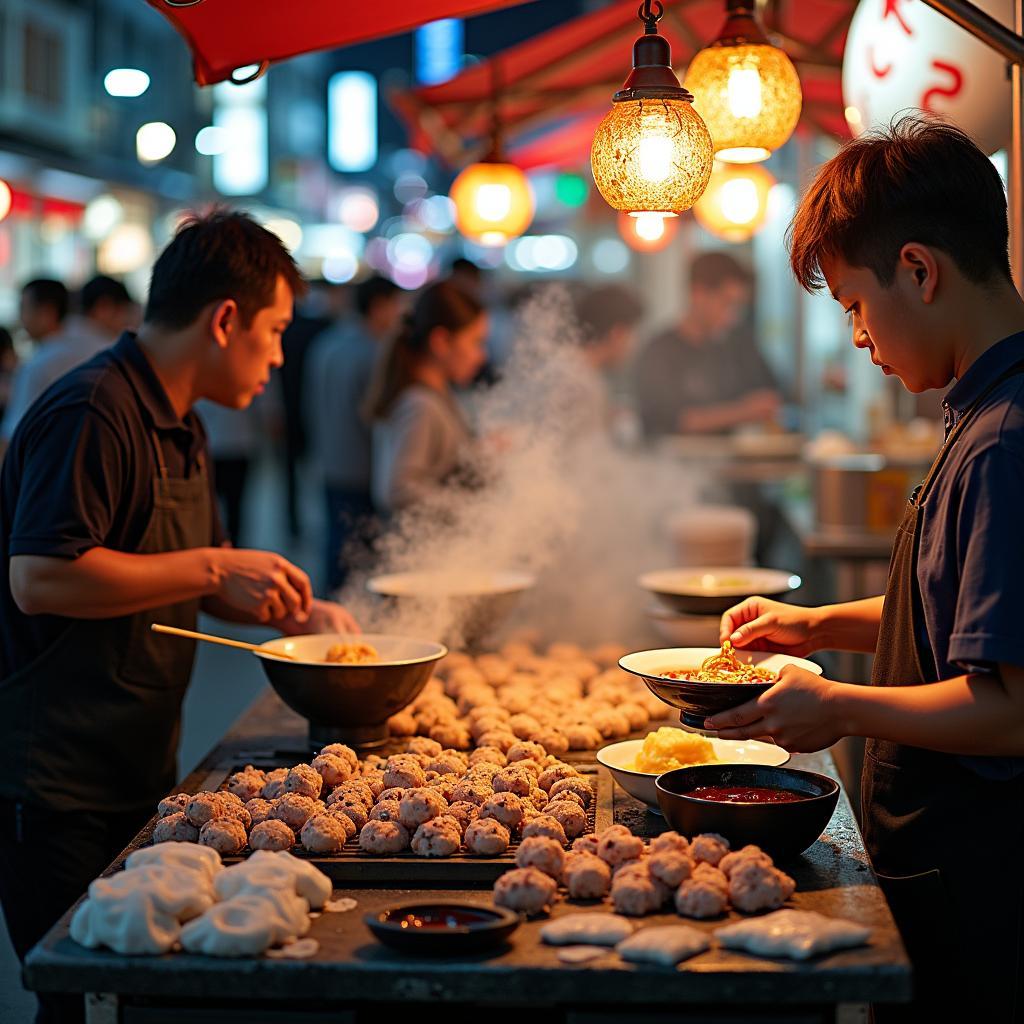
[
  {"left": 145, "top": 0, "right": 535, "bottom": 86},
  {"left": 391, "top": 0, "right": 855, "bottom": 170}
]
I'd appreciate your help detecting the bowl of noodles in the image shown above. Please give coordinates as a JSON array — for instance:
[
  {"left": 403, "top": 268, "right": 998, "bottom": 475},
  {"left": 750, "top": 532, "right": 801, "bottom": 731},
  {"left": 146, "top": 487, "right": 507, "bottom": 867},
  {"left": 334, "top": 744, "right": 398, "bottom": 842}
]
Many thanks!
[{"left": 618, "top": 642, "right": 822, "bottom": 730}]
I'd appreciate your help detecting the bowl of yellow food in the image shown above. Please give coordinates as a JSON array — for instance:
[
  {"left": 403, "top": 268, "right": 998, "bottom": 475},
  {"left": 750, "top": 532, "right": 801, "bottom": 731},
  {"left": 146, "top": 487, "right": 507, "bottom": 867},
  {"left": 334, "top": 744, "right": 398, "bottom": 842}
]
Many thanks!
[
  {"left": 255, "top": 633, "right": 447, "bottom": 748},
  {"left": 639, "top": 567, "right": 802, "bottom": 615},
  {"left": 597, "top": 727, "right": 790, "bottom": 811}
]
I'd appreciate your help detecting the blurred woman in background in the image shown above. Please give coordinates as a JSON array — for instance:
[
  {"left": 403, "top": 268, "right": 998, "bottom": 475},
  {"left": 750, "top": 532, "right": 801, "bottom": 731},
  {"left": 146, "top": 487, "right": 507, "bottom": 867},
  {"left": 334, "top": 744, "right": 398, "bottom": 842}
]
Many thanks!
[{"left": 367, "top": 282, "right": 487, "bottom": 514}]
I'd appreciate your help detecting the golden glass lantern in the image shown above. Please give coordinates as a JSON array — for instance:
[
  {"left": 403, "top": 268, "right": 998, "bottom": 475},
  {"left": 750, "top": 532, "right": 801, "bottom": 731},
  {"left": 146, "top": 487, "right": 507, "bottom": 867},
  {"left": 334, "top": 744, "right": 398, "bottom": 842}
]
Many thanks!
[
  {"left": 693, "top": 161, "right": 776, "bottom": 242},
  {"left": 449, "top": 160, "right": 535, "bottom": 247},
  {"left": 591, "top": 1, "right": 714, "bottom": 217},
  {"left": 683, "top": 0, "right": 802, "bottom": 164}
]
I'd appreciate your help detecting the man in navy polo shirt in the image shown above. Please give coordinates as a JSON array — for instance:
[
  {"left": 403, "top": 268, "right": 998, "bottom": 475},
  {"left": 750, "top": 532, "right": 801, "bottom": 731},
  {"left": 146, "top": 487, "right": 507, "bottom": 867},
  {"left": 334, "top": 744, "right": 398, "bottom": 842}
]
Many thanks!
[{"left": 0, "top": 211, "right": 359, "bottom": 1023}]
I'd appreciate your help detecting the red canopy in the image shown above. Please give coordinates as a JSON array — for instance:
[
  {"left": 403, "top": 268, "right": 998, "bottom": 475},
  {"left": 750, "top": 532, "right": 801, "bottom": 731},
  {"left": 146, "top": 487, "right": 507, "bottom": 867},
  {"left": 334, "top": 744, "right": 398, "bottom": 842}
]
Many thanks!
[
  {"left": 145, "top": 0, "right": 535, "bottom": 87},
  {"left": 391, "top": 0, "right": 855, "bottom": 170}
]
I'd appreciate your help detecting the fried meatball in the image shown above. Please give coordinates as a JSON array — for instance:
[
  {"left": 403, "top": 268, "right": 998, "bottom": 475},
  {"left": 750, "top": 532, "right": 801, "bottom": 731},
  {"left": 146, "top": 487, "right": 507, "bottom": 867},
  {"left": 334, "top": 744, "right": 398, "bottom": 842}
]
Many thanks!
[
  {"left": 597, "top": 825, "right": 645, "bottom": 867},
  {"left": 152, "top": 812, "right": 198, "bottom": 844},
  {"left": 475, "top": 730, "right": 517, "bottom": 753},
  {"left": 359, "top": 819, "right": 410, "bottom": 854},
  {"left": 479, "top": 792, "right": 527, "bottom": 830},
  {"left": 426, "top": 752, "right": 467, "bottom": 776},
  {"left": 324, "top": 796, "right": 365, "bottom": 832},
  {"left": 387, "top": 710, "right": 417, "bottom": 736},
  {"left": 361, "top": 770, "right": 386, "bottom": 799},
  {"left": 648, "top": 850, "right": 695, "bottom": 889},
  {"left": 378, "top": 787, "right": 408, "bottom": 804},
  {"left": 492, "top": 766, "right": 534, "bottom": 797},
  {"left": 319, "top": 743, "right": 359, "bottom": 773},
  {"left": 544, "top": 791, "right": 585, "bottom": 812},
  {"left": 428, "top": 721, "right": 471, "bottom": 751},
  {"left": 549, "top": 777, "right": 593, "bottom": 808},
  {"left": 508, "top": 714, "right": 542, "bottom": 740},
  {"left": 382, "top": 756, "right": 426, "bottom": 791},
  {"left": 571, "top": 833, "right": 600, "bottom": 856},
  {"left": 537, "top": 763, "right": 580, "bottom": 794},
  {"left": 244, "top": 798, "right": 273, "bottom": 828},
  {"left": 468, "top": 746, "right": 507, "bottom": 768},
  {"left": 493, "top": 867, "right": 559, "bottom": 916},
  {"left": 649, "top": 831, "right": 690, "bottom": 856},
  {"left": 719, "top": 845, "right": 774, "bottom": 878},
  {"left": 591, "top": 708, "right": 631, "bottom": 739},
  {"left": 545, "top": 801, "right": 588, "bottom": 840},
  {"left": 323, "top": 807, "right": 357, "bottom": 840},
  {"left": 611, "top": 864, "right": 666, "bottom": 917},
  {"left": 184, "top": 792, "right": 223, "bottom": 829},
  {"left": 691, "top": 833, "right": 730, "bottom": 867},
  {"left": 269, "top": 793, "right": 321, "bottom": 831},
  {"left": 300, "top": 812, "right": 349, "bottom": 853},
  {"left": 406, "top": 736, "right": 443, "bottom": 757},
  {"left": 531, "top": 730, "right": 569, "bottom": 757},
  {"left": 157, "top": 793, "right": 190, "bottom": 818},
  {"left": 521, "top": 814, "right": 568, "bottom": 845},
  {"left": 226, "top": 766, "right": 266, "bottom": 802},
  {"left": 329, "top": 780, "right": 375, "bottom": 810},
  {"left": 675, "top": 879, "right": 729, "bottom": 919},
  {"left": 617, "top": 702, "right": 650, "bottom": 731},
  {"left": 463, "top": 817, "right": 510, "bottom": 856},
  {"left": 450, "top": 778, "right": 493, "bottom": 806},
  {"left": 284, "top": 764, "right": 323, "bottom": 800},
  {"left": 410, "top": 818, "right": 461, "bottom": 857},
  {"left": 515, "top": 837, "right": 566, "bottom": 879},
  {"left": 312, "top": 752, "right": 353, "bottom": 788},
  {"left": 260, "top": 768, "right": 289, "bottom": 801},
  {"left": 425, "top": 773, "right": 459, "bottom": 803},
  {"left": 198, "top": 817, "right": 247, "bottom": 855},
  {"left": 507, "top": 740, "right": 547, "bottom": 764},
  {"left": 445, "top": 800, "right": 481, "bottom": 833},
  {"left": 248, "top": 819, "right": 295, "bottom": 852},
  {"left": 728, "top": 861, "right": 796, "bottom": 914},
  {"left": 562, "top": 851, "right": 612, "bottom": 900},
  {"left": 564, "top": 723, "right": 604, "bottom": 751},
  {"left": 399, "top": 788, "right": 449, "bottom": 831},
  {"left": 528, "top": 788, "right": 550, "bottom": 812}
]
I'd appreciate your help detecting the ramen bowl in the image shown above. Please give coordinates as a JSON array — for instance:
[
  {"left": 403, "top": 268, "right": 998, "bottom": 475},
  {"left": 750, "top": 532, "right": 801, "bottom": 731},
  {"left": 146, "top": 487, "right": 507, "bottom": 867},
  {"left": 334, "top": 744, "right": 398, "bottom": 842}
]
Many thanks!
[{"left": 618, "top": 647, "right": 822, "bottom": 730}]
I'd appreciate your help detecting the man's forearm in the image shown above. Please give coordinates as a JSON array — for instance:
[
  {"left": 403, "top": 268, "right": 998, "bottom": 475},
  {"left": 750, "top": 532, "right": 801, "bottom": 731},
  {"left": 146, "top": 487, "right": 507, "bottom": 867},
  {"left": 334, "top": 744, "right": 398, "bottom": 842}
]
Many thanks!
[
  {"left": 679, "top": 389, "right": 779, "bottom": 434},
  {"left": 10, "top": 548, "right": 222, "bottom": 618},
  {"left": 817, "top": 596, "right": 884, "bottom": 653}
]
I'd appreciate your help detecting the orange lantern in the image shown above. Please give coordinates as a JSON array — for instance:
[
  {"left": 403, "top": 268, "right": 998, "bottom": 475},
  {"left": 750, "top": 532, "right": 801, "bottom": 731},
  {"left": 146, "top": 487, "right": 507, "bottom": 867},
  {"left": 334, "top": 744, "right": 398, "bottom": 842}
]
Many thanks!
[
  {"left": 617, "top": 211, "right": 679, "bottom": 252},
  {"left": 0, "top": 180, "right": 11, "bottom": 224},
  {"left": 692, "top": 162, "right": 776, "bottom": 242},
  {"left": 449, "top": 161, "right": 534, "bottom": 247}
]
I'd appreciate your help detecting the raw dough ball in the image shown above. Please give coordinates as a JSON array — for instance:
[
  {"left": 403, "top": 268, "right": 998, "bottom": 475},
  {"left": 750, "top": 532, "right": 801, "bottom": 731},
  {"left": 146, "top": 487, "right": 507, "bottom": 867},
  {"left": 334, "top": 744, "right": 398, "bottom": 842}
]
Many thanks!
[
  {"left": 475, "top": 730, "right": 517, "bottom": 753},
  {"left": 493, "top": 867, "right": 559, "bottom": 916},
  {"left": 562, "top": 851, "right": 612, "bottom": 900},
  {"left": 649, "top": 831, "right": 690, "bottom": 856},
  {"left": 527, "top": 789, "right": 550, "bottom": 812},
  {"left": 545, "top": 801, "right": 588, "bottom": 840},
  {"left": 479, "top": 792, "right": 527, "bottom": 830},
  {"left": 691, "top": 833, "right": 730, "bottom": 867},
  {"left": 648, "top": 850, "right": 695, "bottom": 889},
  {"left": 382, "top": 756, "right": 426, "bottom": 791},
  {"left": 611, "top": 863, "right": 668, "bottom": 916},
  {"left": 515, "top": 837, "right": 566, "bottom": 879},
  {"left": 521, "top": 815, "right": 567, "bottom": 846},
  {"left": 720, "top": 845, "right": 774, "bottom": 878},
  {"left": 181, "top": 889, "right": 309, "bottom": 957},
  {"left": 693, "top": 862, "right": 729, "bottom": 893},
  {"left": 728, "top": 861, "right": 796, "bottom": 914},
  {"left": 245, "top": 798, "right": 273, "bottom": 828},
  {"left": 399, "top": 788, "right": 449, "bottom": 831},
  {"left": 545, "top": 791, "right": 586, "bottom": 811},
  {"left": 359, "top": 819, "right": 410, "bottom": 854},
  {"left": 284, "top": 764, "right": 323, "bottom": 800},
  {"left": 215, "top": 850, "right": 331, "bottom": 908},
  {"left": 532, "top": 730, "right": 569, "bottom": 757},
  {"left": 508, "top": 715, "right": 542, "bottom": 740},
  {"left": 157, "top": 793, "right": 190, "bottom": 817},
  {"left": 269, "top": 794, "right": 321, "bottom": 831},
  {"left": 597, "top": 825, "right": 645, "bottom": 867},
  {"left": 300, "top": 813, "right": 349, "bottom": 854},
  {"left": 549, "top": 777, "right": 593, "bottom": 808},
  {"left": 361, "top": 770, "right": 386, "bottom": 799},
  {"left": 311, "top": 753, "right": 353, "bottom": 788},
  {"left": 675, "top": 879, "right": 729, "bottom": 919},
  {"left": 369, "top": 799, "right": 402, "bottom": 823},
  {"left": 410, "top": 818, "right": 461, "bottom": 857},
  {"left": 464, "top": 817, "right": 511, "bottom": 856},
  {"left": 152, "top": 812, "right": 199, "bottom": 844},
  {"left": 249, "top": 819, "right": 295, "bottom": 852},
  {"left": 198, "top": 817, "right": 247, "bottom": 856}
]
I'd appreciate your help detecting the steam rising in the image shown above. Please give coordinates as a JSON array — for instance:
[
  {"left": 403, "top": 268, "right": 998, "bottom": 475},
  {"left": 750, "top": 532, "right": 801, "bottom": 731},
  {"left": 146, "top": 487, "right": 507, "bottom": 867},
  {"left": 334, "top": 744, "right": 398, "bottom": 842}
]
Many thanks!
[{"left": 339, "top": 285, "right": 704, "bottom": 647}]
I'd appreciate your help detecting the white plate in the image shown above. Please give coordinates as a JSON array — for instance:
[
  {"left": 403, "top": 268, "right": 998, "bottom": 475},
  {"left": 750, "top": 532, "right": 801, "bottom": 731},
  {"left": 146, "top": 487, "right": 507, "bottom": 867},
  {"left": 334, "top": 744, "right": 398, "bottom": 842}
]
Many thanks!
[
  {"left": 367, "top": 570, "right": 535, "bottom": 599},
  {"left": 639, "top": 567, "right": 802, "bottom": 600},
  {"left": 597, "top": 736, "right": 790, "bottom": 812}
]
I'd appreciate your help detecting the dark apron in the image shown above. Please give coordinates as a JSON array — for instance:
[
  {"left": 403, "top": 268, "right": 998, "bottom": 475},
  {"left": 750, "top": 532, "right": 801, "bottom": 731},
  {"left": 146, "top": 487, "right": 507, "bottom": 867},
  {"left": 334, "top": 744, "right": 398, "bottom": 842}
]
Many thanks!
[
  {"left": 0, "top": 433, "right": 211, "bottom": 815},
  {"left": 864, "top": 365, "right": 1024, "bottom": 1022}
]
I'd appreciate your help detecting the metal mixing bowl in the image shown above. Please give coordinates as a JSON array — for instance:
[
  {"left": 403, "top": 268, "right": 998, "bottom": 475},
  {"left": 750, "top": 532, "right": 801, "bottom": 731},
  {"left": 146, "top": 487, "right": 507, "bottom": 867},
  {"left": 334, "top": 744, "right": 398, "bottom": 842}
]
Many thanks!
[{"left": 254, "top": 632, "right": 446, "bottom": 748}]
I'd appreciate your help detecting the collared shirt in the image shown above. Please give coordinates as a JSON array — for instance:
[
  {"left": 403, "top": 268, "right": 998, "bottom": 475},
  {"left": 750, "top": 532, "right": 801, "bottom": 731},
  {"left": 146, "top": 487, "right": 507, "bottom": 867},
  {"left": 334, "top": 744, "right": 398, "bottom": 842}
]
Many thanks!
[
  {"left": 915, "top": 330, "right": 1024, "bottom": 779},
  {"left": 0, "top": 332, "right": 223, "bottom": 678},
  {"left": 0, "top": 317, "right": 115, "bottom": 440}
]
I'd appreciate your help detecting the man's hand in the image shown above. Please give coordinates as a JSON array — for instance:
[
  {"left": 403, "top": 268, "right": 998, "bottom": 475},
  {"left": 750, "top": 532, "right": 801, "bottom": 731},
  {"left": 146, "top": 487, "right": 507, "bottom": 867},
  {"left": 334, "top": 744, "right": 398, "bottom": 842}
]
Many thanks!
[
  {"left": 273, "top": 599, "right": 360, "bottom": 637},
  {"left": 704, "top": 665, "right": 849, "bottom": 752},
  {"left": 721, "top": 596, "right": 825, "bottom": 656},
  {"left": 213, "top": 549, "right": 313, "bottom": 624}
]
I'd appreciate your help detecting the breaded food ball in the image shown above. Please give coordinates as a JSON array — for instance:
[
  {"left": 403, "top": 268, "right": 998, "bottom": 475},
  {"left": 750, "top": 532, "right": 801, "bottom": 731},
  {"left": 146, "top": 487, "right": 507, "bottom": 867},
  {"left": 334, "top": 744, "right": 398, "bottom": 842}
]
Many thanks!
[
  {"left": 445, "top": 801, "right": 481, "bottom": 833},
  {"left": 691, "top": 833, "right": 730, "bottom": 867},
  {"left": 244, "top": 798, "right": 273, "bottom": 827},
  {"left": 597, "top": 825, "right": 645, "bottom": 866},
  {"left": 429, "top": 721, "right": 471, "bottom": 750},
  {"left": 475, "top": 730, "right": 517, "bottom": 753},
  {"left": 284, "top": 764, "right": 323, "bottom": 800},
  {"left": 531, "top": 730, "right": 569, "bottom": 757},
  {"left": 463, "top": 817, "right": 510, "bottom": 856},
  {"left": 521, "top": 814, "right": 567, "bottom": 846},
  {"left": 562, "top": 851, "right": 612, "bottom": 900},
  {"left": 387, "top": 710, "right": 417, "bottom": 736},
  {"left": 378, "top": 787, "right": 408, "bottom": 804},
  {"left": 410, "top": 818, "right": 461, "bottom": 857},
  {"left": 572, "top": 834, "right": 600, "bottom": 856},
  {"left": 516, "top": 836, "right": 566, "bottom": 879},
  {"left": 432, "top": 813, "right": 466, "bottom": 839},
  {"left": 311, "top": 753, "right": 353, "bottom": 788},
  {"left": 492, "top": 766, "right": 534, "bottom": 797},
  {"left": 549, "top": 777, "right": 593, "bottom": 808},
  {"left": 479, "top": 792, "right": 527, "bottom": 830},
  {"left": 330, "top": 780, "right": 375, "bottom": 810},
  {"left": 361, "top": 770, "right": 386, "bottom": 799},
  {"left": 728, "top": 861, "right": 795, "bottom": 914},
  {"left": 591, "top": 708, "right": 631, "bottom": 739},
  {"left": 611, "top": 863, "right": 666, "bottom": 917},
  {"left": 476, "top": 654, "right": 513, "bottom": 686},
  {"left": 675, "top": 879, "right": 729, "bottom": 919},
  {"left": 450, "top": 778, "right": 493, "bottom": 806},
  {"left": 507, "top": 740, "right": 547, "bottom": 764},
  {"left": 248, "top": 819, "right": 295, "bottom": 852},
  {"left": 184, "top": 792, "right": 224, "bottom": 829},
  {"left": 426, "top": 752, "right": 467, "bottom": 776},
  {"left": 369, "top": 799, "right": 402, "bottom": 823},
  {"left": 537, "top": 763, "right": 579, "bottom": 794},
  {"left": 508, "top": 714, "right": 542, "bottom": 740},
  {"left": 468, "top": 704, "right": 510, "bottom": 726},
  {"left": 157, "top": 793, "right": 190, "bottom": 817},
  {"left": 545, "top": 801, "right": 588, "bottom": 840},
  {"left": 383, "top": 756, "right": 426, "bottom": 791},
  {"left": 323, "top": 807, "right": 357, "bottom": 840},
  {"left": 648, "top": 850, "right": 695, "bottom": 889},
  {"left": 198, "top": 817, "right": 246, "bottom": 855},
  {"left": 399, "top": 788, "right": 449, "bottom": 831},
  {"left": 407, "top": 736, "right": 444, "bottom": 758},
  {"left": 425, "top": 773, "right": 459, "bottom": 803},
  {"left": 226, "top": 766, "right": 266, "bottom": 802},
  {"left": 269, "top": 793, "right": 321, "bottom": 831},
  {"left": 493, "top": 867, "right": 559, "bottom": 916},
  {"left": 359, "top": 819, "right": 409, "bottom": 854},
  {"left": 617, "top": 702, "right": 650, "bottom": 731},
  {"left": 527, "top": 788, "right": 549, "bottom": 812},
  {"left": 548, "top": 642, "right": 585, "bottom": 662},
  {"left": 649, "top": 832, "right": 690, "bottom": 856},
  {"left": 545, "top": 792, "right": 586, "bottom": 813},
  {"left": 515, "top": 759, "right": 542, "bottom": 780},
  {"left": 362, "top": 754, "right": 387, "bottom": 772},
  {"left": 152, "top": 812, "right": 198, "bottom": 844},
  {"left": 329, "top": 796, "right": 369, "bottom": 832},
  {"left": 589, "top": 642, "right": 629, "bottom": 668},
  {"left": 719, "top": 845, "right": 773, "bottom": 878},
  {"left": 564, "top": 723, "right": 604, "bottom": 751},
  {"left": 692, "top": 862, "right": 729, "bottom": 893},
  {"left": 301, "top": 813, "right": 349, "bottom": 854},
  {"left": 319, "top": 743, "right": 359, "bottom": 774},
  {"left": 260, "top": 768, "right": 289, "bottom": 801}
]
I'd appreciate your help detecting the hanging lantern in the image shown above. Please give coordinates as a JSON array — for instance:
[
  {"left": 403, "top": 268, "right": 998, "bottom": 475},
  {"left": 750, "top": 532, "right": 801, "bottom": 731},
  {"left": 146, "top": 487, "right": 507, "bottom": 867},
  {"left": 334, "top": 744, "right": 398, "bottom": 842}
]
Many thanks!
[
  {"left": 0, "top": 179, "right": 11, "bottom": 224},
  {"left": 617, "top": 210, "right": 679, "bottom": 252},
  {"left": 693, "top": 161, "right": 775, "bottom": 242},
  {"left": 450, "top": 161, "right": 534, "bottom": 246},
  {"left": 684, "top": 0, "right": 802, "bottom": 164},
  {"left": 591, "top": 0, "right": 714, "bottom": 222}
]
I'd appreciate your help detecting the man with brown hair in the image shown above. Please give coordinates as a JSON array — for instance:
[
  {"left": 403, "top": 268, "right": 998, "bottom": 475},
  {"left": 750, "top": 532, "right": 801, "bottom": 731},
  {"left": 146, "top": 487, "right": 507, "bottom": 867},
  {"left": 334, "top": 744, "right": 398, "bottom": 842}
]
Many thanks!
[{"left": 707, "top": 116, "right": 1024, "bottom": 1021}]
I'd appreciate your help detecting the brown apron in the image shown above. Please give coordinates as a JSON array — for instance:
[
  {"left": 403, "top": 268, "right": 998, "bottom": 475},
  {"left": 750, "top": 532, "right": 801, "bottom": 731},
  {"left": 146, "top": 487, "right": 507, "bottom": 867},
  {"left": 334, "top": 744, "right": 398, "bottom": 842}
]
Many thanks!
[
  {"left": 864, "top": 365, "right": 1024, "bottom": 1022},
  {"left": 0, "top": 432, "right": 211, "bottom": 814}
]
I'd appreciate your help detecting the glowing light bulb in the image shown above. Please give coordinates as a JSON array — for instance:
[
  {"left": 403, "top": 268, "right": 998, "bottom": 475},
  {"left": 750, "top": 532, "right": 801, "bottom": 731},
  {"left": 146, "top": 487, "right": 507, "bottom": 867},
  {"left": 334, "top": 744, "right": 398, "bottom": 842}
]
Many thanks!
[
  {"left": 726, "top": 66, "right": 763, "bottom": 119},
  {"left": 475, "top": 183, "right": 513, "bottom": 222},
  {"left": 633, "top": 212, "right": 668, "bottom": 241},
  {"left": 638, "top": 134, "right": 674, "bottom": 183},
  {"left": 719, "top": 178, "right": 760, "bottom": 224},
  {"left": 449, "top": 162, "right": 534, "bottom": 245}
]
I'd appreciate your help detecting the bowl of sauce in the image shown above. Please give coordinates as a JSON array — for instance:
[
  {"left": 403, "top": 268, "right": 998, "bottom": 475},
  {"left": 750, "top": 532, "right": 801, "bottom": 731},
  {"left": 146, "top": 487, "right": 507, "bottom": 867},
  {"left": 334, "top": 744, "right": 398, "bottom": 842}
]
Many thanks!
[
  {"left": 655, "top": 765, "right": 840, "bottom": 860},
  {"left": 365, "top": 901, "right": 520, "bottom": 955}
]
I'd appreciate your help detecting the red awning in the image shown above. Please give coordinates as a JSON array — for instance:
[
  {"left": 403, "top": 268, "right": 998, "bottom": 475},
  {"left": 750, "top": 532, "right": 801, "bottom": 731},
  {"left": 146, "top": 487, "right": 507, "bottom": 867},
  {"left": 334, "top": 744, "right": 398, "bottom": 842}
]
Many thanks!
[
  {"left": 391, "top": 0, "right": 855, "bottom": 170},
  {"left": 145, "top": 0, "right": 536, "bottom": 87}
]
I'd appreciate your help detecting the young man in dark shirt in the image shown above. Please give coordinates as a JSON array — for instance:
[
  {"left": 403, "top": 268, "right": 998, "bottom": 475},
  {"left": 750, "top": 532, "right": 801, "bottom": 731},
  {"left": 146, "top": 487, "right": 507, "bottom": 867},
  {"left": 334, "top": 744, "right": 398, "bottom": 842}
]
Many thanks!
[
  {"left": 0, "top": 210, "right": 358, "bottom": 1023},
  {"left": 709, "top": 117, "right": 1024, "bottom": 1022}
]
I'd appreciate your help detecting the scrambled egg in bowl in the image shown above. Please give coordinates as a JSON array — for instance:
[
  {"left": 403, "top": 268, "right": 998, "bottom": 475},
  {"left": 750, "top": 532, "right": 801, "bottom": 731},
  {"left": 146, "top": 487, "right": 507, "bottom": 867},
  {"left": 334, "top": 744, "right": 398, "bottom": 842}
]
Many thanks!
[
  {"left": 324, "top": 641, "right": 379, "bottom": 665},
  {"left": 631, "top": 726, "right": 718, "bottom": 773}
]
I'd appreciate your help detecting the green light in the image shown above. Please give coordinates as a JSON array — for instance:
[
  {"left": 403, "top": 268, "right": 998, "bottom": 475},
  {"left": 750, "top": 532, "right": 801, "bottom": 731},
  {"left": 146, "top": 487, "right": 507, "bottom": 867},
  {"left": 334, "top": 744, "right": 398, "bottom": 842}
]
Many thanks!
[{"left": 556, "top": 172, "right": 588, "bottom": 208}]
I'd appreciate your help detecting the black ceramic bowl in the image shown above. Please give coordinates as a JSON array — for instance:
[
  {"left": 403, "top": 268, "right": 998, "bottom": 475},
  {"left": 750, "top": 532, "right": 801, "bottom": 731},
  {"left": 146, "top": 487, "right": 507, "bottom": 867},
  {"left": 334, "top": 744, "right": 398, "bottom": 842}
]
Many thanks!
[
  {"left": 365, "top": 902, "right": 520, "bottom": 955},
  {"left": 655, "top": 764, "right": 840, "bottom": 860}
]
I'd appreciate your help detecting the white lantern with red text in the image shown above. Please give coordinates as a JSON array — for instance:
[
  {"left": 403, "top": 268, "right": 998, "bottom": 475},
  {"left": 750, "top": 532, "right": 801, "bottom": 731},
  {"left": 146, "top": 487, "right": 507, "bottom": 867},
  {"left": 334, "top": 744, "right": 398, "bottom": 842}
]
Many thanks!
[{"left": 842, "top": 0, "right": 1012, "bottom": 155}]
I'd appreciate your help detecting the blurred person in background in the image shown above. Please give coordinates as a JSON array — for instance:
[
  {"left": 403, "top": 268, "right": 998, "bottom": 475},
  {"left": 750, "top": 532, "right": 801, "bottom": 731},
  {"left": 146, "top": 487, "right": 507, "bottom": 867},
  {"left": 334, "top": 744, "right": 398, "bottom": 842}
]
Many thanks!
[
  {"left": 306, "top": 275, "right": 403, "bottom": 592},
  {"left": 367, "top": 282, "right": 488, "bottom": 514},
  {"left": 0, "top": 328, "right": 17, "bottom": 423},
  {"left": 16, "top": 277, "right": 68, "bottom": 347},
  {"left": 2, "top": 275, "right": 136, "bottom": 445},
  {"left": 447, "top": 256, "right": 483, "bottom": 300},
  {"left": 633, "top": 251, "right": 781, "bottom": 438}
]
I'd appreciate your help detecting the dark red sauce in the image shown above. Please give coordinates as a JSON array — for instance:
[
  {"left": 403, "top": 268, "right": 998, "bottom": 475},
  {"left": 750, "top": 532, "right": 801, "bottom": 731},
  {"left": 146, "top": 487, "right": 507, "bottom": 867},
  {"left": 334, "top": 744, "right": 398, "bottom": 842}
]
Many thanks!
[
  {"left": 387, "top": 908, "right": 494, "bottom": 930},
  {"left": 689, "top": 785, "right": 807, "bottom": 804}
]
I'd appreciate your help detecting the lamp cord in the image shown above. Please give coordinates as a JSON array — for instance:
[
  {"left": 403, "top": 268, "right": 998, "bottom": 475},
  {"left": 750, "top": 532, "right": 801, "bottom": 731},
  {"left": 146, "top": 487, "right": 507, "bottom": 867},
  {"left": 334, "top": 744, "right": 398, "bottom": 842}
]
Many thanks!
[{"left": 638, "top": 0, "right": 664, "bottom": 34}]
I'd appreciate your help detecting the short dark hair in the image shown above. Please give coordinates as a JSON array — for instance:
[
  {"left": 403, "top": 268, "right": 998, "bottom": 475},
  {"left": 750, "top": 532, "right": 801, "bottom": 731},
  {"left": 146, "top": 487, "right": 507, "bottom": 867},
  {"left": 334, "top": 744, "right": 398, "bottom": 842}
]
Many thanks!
[
  {"left": 145, "top": 209, "right": 306, "bottom": 329},
  {"left": 689, "top": 251, "right": 753, "bottom": 290},
  {"left": 21, "top": 279, "right": 69, "bottom": 322},
  {"left": 789, "top": 114, "right": 1011, "bottom": 292},
  {"left": 575, "top": 283, "right": 645, "bottom": 344},
  {"left": 80, "top": 275, "right": 132, "bottom": 314},
  {"left": 354, "top": 274, "right": 399, "bottom": 317}
]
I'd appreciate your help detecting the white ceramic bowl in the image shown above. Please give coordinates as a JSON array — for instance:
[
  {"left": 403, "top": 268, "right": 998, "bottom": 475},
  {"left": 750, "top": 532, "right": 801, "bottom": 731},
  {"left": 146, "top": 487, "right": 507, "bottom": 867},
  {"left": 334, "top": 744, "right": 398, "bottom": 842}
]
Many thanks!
[{"left": 639, "top": 567, "right": 802, "bottom": 615}]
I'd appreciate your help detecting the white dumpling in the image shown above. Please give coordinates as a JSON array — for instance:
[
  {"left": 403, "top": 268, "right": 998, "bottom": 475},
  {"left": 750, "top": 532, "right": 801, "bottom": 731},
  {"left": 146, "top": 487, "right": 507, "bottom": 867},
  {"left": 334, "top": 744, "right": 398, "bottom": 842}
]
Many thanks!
[
  {"left": 540, "top": 913, "right": 634, "bottom": 947},
  {"left": 715, "top": 909, "right": 871, "bottom": 961},
  {"left": 91, "top": 865, "right": 214, "bottom": 921},
  {"left": 180, "top": 888, "right": 310, "bottom": 957},
  {"left": 125, "top": 843, "right": 223, "bottom": 884},
  {"left": 70, "top": 888, "right": 180, "bottom": 955},
  {"left": 213, "top": 850, "right": 332, "bottom": 910},
  {"left": 616, "top": 925, "right": 711, "bottom": 966}
]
